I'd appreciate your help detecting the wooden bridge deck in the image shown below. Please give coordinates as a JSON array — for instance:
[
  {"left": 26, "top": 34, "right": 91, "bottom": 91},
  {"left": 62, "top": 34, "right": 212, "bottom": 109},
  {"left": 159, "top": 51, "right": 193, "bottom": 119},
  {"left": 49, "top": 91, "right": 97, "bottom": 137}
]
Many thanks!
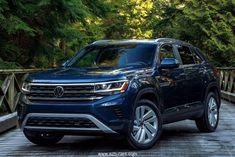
[{"left": 0, "top": 100, "right": 234, "bottom": 157}]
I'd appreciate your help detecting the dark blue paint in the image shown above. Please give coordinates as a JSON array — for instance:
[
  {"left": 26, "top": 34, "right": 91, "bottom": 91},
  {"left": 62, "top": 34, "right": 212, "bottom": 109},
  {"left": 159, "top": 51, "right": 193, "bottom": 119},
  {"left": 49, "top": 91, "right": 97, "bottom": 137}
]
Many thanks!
[{"left": 18, "top": 39, "right": 220, "bottom": 134}]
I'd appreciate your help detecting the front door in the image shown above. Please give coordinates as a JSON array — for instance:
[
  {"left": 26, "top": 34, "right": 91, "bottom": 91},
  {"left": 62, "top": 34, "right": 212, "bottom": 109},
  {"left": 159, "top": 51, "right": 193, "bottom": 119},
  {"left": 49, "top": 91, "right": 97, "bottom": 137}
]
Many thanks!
[{"left": 157, "top": 44, "right": 187, "bottom": 110}]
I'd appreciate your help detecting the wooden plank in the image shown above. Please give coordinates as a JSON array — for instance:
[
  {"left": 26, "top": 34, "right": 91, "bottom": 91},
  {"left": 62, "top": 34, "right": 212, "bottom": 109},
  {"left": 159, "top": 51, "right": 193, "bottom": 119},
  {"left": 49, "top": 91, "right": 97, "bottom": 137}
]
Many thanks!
[
  {"left": 0, "top": 101, "right": 235, "bottom": 156},
  {"left": 219, "top": 70, "right": 224, "bottom": 88},
  {"left": 1, "top": 75, "right": 11, "bottom": 95},
  {"left": 0, "top": 96, "right": 4, "bottom": 108},
  {"left": 221, "top": 90, "right": 235, "bottom": 103},
  {"left": 0, "top": 95, "right": 12, "bottom": 113},
  {"left": 227, "top": 70, "right": 234, "bottom": 93},
  {"left": 7, "top": 74, "right": 15, "bottom": 111},
  {"left": 13, "top": 93, "right": 21, "bottom": 111},
  {"left": 14, "top": 74, "right": 21, "bottom": 92},
  {"left": 3, "top": 97, "right": 12, "bottom": 113},
  {"left": 0, "top": 112, "right": 17, "bottom": 134},
  {"left": 217, "top": 67, "right": 235, "bottom": 70},
  {"left": 223, "top": 71, "right": 229, "bottom": 91},
  {"left": 0, "top": 69, "right": 44, "bottom": 74}
]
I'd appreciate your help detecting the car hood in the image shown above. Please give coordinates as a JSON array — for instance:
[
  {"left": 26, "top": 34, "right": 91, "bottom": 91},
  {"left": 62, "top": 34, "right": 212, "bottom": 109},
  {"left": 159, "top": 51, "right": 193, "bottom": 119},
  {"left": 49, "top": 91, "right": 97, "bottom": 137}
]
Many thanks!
[{"left": 26, "top": 67, "right": 153, "bottom": 83}]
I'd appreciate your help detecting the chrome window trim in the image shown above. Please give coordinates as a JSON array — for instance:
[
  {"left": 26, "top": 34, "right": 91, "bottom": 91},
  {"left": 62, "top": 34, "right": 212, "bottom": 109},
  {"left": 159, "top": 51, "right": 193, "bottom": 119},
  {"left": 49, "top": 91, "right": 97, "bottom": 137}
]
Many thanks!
[{"left": 22, "top": 113, "right": 117, "bottom": 134}]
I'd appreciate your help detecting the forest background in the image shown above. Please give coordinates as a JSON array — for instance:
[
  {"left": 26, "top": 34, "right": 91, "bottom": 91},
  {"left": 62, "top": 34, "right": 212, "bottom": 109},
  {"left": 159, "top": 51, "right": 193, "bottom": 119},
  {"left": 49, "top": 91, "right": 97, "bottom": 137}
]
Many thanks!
[{"left": 0, "top": 0, "right": 234, "bottom": 68}]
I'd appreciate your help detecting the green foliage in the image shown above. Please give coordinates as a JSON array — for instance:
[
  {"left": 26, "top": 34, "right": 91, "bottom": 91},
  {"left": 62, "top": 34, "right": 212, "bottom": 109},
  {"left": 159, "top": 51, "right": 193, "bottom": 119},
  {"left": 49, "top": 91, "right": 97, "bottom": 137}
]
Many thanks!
[
  {"left": 0, "top": 0, "right": 109, "bottom": 68},
  {"left": 0, "top": 58, "right": 21, "bottom": 69},
  {"left": 0, "top": 0, "right": 234, "bottom": 68},
  {"left": 103, "top": 0, "right": 155, "bottom": 39},
  {"left": 152, "top": 0, "right": 235, "bottom": 66}
]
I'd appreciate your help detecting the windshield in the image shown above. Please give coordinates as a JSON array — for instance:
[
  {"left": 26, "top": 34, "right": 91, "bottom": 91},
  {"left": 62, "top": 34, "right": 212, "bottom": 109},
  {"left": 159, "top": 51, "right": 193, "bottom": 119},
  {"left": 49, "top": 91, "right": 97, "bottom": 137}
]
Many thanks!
[{"left": 69, "top": 43, "right": 156, "bottom": 68}]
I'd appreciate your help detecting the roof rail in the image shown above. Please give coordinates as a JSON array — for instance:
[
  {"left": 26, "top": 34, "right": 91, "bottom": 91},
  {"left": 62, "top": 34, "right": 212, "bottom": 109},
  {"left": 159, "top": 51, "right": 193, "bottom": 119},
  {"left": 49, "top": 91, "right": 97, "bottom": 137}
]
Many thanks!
[
  {"left": 92, "top": 40, "right": 113, "bottom": 44},
  {"left": 155, "top": 38, "right": 191, "bottom": 45},
  {"left": 155, "top": 38, "right": 179, "bottom": 42}
]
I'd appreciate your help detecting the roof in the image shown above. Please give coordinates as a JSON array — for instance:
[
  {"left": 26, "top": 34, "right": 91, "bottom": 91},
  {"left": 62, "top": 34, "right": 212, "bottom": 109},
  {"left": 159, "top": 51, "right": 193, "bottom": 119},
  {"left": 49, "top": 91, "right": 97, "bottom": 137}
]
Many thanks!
[{"left": 91, "top": 38, "right": 192, "bottom": 46}]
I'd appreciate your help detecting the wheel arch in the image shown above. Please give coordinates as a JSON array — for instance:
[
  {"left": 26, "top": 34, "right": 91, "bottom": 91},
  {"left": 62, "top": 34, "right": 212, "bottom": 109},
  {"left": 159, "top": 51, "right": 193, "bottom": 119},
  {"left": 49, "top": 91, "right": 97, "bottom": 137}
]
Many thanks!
[
  {"left": 134, "top": 88, "right": 163, "bottom": 112},
  {"left": 204, "top": 82, "right": 221, "bottom": 108}
]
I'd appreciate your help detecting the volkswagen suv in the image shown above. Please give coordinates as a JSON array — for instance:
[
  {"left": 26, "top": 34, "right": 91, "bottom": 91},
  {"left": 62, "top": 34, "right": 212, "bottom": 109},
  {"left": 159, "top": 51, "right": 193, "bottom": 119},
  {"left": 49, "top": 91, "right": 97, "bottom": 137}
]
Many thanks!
[{"left": 17, "top": 38, "right": 220, "bottom": 149}]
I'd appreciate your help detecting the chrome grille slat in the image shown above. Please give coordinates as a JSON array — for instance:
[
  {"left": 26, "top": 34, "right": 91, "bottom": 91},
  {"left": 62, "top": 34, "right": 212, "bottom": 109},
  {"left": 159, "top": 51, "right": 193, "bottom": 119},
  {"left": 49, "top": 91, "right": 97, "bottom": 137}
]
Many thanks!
[
  {"left": 30, "top": 90, "right": 95, "bottom": 94},
  {"left": 28, "top": 97, "right": 103, "bottom": 101}
]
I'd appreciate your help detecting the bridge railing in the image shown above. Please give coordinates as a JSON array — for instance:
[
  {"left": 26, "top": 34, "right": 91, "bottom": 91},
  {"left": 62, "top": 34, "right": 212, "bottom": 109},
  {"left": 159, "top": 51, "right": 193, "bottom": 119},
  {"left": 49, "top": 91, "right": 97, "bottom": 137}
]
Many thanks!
[
  {"left": 0, "top": 69, "right": 43, "bottom": 133},
  {"left": 218, "top": 67, "right": 235, "bottom": 103}
]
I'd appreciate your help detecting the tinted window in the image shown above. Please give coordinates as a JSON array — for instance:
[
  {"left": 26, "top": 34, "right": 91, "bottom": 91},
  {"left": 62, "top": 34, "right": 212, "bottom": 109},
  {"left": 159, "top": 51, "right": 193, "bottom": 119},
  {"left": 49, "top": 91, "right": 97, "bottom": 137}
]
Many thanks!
[
  {"left": 177, "top": 46, "right": 195, "bottom": 65},
  {"left": 70, "top": 44, "right": 156, "bottom": 68},
  {"left": 159, "top": 44, "right": 175, "bottom": 62},
  {"left": 195, "top": 48, "right": 207, "bottom": 62},
  {"left": 191, "top": 48, "right": 203, "bottom": 64}
]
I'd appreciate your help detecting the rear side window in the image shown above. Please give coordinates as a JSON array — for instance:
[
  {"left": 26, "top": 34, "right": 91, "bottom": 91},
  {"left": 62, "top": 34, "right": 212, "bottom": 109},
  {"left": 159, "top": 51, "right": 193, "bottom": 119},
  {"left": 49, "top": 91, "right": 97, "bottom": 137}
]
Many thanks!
[
  {"left": 195, "top": 48, "right": 207, "bottom": 62},
  {"left": 177, "top": 46, "right": 195, "bottom": 65},
  {"left": 191, "top": 48, "right": 203, "bottom": 64}
]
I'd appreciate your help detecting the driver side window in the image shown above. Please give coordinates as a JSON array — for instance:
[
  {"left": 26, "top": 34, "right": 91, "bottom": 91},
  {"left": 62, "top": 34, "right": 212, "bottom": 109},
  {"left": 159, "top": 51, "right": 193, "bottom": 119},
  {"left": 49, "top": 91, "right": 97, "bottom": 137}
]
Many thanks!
[{"left": 159, "top": 44, "right": 175, "bottom": 62}]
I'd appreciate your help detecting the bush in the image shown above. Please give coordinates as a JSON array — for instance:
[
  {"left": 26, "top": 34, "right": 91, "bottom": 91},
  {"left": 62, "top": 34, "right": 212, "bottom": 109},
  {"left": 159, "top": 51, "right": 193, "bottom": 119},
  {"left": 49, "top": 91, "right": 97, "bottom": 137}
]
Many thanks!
[{"left": 0, "top": 58, "right": 21, "bottom": 69}]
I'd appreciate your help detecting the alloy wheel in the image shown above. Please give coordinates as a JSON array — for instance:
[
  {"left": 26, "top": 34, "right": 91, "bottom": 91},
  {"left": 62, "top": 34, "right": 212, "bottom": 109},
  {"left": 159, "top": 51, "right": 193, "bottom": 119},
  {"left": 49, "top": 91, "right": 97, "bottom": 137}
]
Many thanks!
[
  {"left": 208, "top": 96, "right": 218, "bottom": 127},
  {"left": 131, "top": 105, "right": 158, "bottom": 144}
]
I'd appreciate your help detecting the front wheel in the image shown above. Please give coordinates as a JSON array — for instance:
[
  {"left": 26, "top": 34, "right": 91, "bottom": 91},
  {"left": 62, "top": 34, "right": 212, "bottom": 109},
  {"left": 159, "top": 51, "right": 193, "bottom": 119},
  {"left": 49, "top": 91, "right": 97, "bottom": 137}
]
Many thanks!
[
  {"left": 195, "top": 92, "right": 220, "bottom": 132},
  {"left": 23, "top": 130, "right": 64, "bottom": 146},
  {"left": 127, "top": 99, "right": 162, "bottom": 149}
]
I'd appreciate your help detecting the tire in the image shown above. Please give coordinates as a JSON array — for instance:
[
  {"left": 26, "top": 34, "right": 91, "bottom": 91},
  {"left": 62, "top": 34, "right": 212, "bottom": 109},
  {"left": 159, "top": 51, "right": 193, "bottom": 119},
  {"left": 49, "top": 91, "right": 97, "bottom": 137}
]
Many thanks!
[
  {"left": 195, "top": 92, "right": 220, "bottom": 132},
  {"left": 127, "top": 99, "right": 162, "bottom": 149},
  {"left": 23, "top": 130, "right": 64, "bottom": 146}
]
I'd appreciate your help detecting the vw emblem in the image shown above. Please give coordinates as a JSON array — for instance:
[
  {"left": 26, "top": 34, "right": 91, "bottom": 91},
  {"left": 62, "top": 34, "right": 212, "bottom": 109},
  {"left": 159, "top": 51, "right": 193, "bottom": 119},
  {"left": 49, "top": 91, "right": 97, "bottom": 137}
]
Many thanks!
[{"left": 54, "top": 86, "right": 64, "bottom": 98}]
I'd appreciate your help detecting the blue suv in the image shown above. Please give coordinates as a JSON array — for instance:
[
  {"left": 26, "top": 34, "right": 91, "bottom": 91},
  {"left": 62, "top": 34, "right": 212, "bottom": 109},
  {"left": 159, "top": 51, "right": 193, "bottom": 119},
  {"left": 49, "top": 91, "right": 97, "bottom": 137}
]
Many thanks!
[{"left": 17, "top": 38, "right": 220, "bottom": 149}]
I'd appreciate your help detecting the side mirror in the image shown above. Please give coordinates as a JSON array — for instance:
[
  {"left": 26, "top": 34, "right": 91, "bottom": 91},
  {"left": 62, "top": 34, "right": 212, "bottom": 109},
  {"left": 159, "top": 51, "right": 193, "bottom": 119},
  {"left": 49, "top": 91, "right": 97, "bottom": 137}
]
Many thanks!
[{"left": 160, "top": 58, "right": 180, "bottom": 69}]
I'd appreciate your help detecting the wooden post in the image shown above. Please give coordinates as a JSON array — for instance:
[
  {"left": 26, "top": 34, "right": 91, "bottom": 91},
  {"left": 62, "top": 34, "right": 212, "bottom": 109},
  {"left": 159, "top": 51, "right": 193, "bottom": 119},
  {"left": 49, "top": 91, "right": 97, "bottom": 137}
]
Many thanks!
[{"left": 7, "top": 74, "right": 15, "bottom": 112}]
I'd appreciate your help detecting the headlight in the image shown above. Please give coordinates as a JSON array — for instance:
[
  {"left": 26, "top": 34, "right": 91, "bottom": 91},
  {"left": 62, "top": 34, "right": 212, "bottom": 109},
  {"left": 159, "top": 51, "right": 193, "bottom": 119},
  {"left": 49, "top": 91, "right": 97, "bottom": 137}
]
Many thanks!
[
  {"left": 94, "top": 80, "right": 129, "bottom": 93},
  {"left": 22, "top": 82, "right": 31, "bottom": 92}
]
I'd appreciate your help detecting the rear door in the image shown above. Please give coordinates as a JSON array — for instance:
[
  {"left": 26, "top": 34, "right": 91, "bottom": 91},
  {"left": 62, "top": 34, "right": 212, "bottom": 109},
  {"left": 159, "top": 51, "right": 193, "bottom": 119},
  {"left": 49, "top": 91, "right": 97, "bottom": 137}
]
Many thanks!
[{"left": 176, "top": 45, "right": 204, "bottom": 105}]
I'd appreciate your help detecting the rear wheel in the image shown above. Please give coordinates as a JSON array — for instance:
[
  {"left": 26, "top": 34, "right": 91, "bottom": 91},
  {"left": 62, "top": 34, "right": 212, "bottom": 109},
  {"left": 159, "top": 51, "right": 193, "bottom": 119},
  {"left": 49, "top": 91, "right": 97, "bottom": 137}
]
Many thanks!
[
  {"left": 195, "top": 92, "right": 219, "bottom": 132},
  {"left": 127, "top": 99, "right": 162, "bottom": 149},
  {"left": 23, "top": 130, "right": 64, "bottom": 146}
]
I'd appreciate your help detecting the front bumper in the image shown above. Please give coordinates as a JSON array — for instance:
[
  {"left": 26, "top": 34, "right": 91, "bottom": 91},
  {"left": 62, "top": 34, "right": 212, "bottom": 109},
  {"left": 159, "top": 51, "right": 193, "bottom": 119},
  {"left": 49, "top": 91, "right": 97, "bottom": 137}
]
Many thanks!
[
  {"left": 17, "top": 93, "right": 133, "bottom": 134},
  {"left": 22, "top": 113, "right": 117, "bottom": 134}
]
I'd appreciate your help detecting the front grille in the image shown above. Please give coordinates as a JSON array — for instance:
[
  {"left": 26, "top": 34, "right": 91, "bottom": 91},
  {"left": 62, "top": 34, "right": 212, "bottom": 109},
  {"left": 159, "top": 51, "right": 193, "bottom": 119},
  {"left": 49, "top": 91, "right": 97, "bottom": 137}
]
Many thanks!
[
  {"left": 27, "top": 84, "right": 103, "bottom": 102},
  {"left": 26, "top": 117, "right": 97, "bottom": 128},
  {"left": 31, "top": 85, "right": 94, "bottom": 92}
]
